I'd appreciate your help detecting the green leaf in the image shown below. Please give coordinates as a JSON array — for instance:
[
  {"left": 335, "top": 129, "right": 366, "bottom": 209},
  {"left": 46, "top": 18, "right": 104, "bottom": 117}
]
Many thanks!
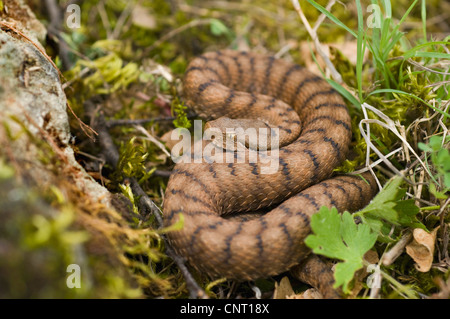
[
  {"left": 418, "top": 142, "right": 433, "bottom": 152},
  {"left": 429, "top": 183, "right": 448, "bottom": 200},
  {"left": 305, "top": 207, "right": 377, "bottom": 293},
  {"left": 355, "top": 176, "right": 425, "bottom": 239},
  {"left": 419, "top": 135, "right": 450, "bottom": 190},
  {"left": 210, "top": 19, "right": 231, "bottom": 37}
]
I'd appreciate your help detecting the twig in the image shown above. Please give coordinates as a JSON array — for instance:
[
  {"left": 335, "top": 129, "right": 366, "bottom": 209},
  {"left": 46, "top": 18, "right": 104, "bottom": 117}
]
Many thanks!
[
  {"left": 405, "top": 192, "right": 437, "bottom": 207},
  {"left": 437, "top": 197, "right": 450, "bottom": 217},
  {"left": 134, "top": 125, "right": 172, "bottom": 158},
  {"left": 312, "top": 0, "right": 337, "bottom": 33},
  {"left": 359, "top": 102, "right": 433, "bottom": 182},
  {"left": 352, "top": 147, "right": 403, "bottom": 175},
  {"left": 408, "top": 58, "right": 450, "bottom": 76},
  {"left": 106, "top": 117, "right": 177, "bottom": 128},
  {"left": 151, "top": 169, "right": 172, "bottom": 178},
  {"left": 291, "top": 0, "right": 343, "bottom": 84},
  {"left": 85, "top": 100, "right": 206, "bottom": 298},
  {"left": 67, "top": 101, "right": 98, "bottom": 141},
  {"left": 382, "top": 232, "right": 413, "bottom": 266}
]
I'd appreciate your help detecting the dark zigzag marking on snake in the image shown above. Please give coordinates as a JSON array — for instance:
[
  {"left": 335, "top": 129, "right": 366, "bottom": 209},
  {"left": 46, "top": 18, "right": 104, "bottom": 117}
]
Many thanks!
[
  {"left": 231, "top": 56, "right": 244, "bottom": 83},
  {"left": 261, "top": 56, "right": 276, "bottom": 95},
  {"left": 296, "top": 193, "right": 320, "bottom": 211},
  {"left": 224, "top": 222, "right": 244, "bottom": 265},
  {"left": 172, "top": 169, "right": 209, "bottom": 189},
  {"left": 290, "top": 76, "right": 323, "bottom": 106},
  {"left": 333, "top": 177, "right": 365, "bottom": 206},
  {"left": 307, "top": 115, "right": 352, "bottom": 132},
  {"left": 314, "top": 102, "right": 347, "bottom": 110},
  {"left": 323, "top": 136, "right": 342, "bottom": 160},
  {"left": 255, "top": 217, "right": 269, "bottom": 256},
  {"left": 169, "top": 189, "right": 214, "bottom": 212},
  {"left": 277, "top": 204, "right": 310, "bottom": 227},
  {"left": 189, "top": 220, "right": 224, "bottom": 250},
  {"left": 320, "top": 182, "right": 338, "bottom": 207},
  {"left": 277, "top": 64, "right": 303, "bottom": 98},
  {"left": 302, "top": 149, "right": 320, "bottom": 181},
  {"left": 213, "top": 53, "right": 232, "bottom": 84},
  {"left": 298, "top": 88, "right": 338, "bottom": 110},
  {"left": 185, "top": 66, "right": 224, "bottom": 83}
]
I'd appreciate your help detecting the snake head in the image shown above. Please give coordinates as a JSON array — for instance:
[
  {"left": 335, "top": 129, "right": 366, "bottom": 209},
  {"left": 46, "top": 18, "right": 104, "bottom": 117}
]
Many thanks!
[{"left": 204, "top": 117, "right": 279, "bottom": 151}]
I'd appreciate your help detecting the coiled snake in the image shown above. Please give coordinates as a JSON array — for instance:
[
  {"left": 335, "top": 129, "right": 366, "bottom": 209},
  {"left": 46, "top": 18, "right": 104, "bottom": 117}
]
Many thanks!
[{"left": 163, "top": 50, "right": 378, "bottom": 297}]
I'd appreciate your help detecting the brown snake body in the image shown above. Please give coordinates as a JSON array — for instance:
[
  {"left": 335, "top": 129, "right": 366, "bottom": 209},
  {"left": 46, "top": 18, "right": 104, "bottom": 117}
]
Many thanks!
[{"left": 163, "top": 50, "right": 378, "bottom": 293}]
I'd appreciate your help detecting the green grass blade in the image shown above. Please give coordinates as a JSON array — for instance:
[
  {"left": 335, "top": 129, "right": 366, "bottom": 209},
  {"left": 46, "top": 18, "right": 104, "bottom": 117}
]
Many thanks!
[
  {"left": 382, "top": 32, "right": 405, "bottom": 61},
  {"left": 403, "top": 41, "right": 450, "bottom": 59},
  {"left": 355, "top": 0, "right": 364, "bottom": 102},
  {"left": 305, "top": 0, "right": 357, "bottom": 38},
  {"left": 327, "top": 79, "right": 361, "bottom": 109},
  {"left": 421, "top": 0, "right": 427, "bottom": 42},
  {"left": 410, "top": 52, "right": 450, "bottom": 59},
  {"left": 381, "top": 0, "right": 418, "bottom": 61},
  {"left": 395, "top": 0, "right": 419, "bottom": 32},
  {"left": 381, "top": 0, "right": 392, "bottom": 19}
]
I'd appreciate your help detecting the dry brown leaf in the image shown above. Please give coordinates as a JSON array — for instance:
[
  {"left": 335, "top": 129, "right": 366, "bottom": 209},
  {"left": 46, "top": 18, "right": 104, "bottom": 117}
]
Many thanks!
[
  {"left": 406, "top": 227, "right": 439, "bottom": 272},
  {"left": 273, "top": 276, "right": 294, "bottom": 299},
  {"left": 287, "top": 288, "right": 323, "bottom": 299},
  {"left": 274, "top": 277, "right": 324, "bottom": 299}
]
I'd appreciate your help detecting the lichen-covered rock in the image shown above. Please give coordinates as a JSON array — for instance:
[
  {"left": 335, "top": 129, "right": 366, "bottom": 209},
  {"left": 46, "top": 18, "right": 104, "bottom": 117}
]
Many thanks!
[
  {"left": 0, "top": 9, "right": 110, "bottom": 203},
  {"left": 0, "top": 0, "right": 47, "bottom": 45},
  {"left": 0, "top": 0, "right": 141, "bottom": 298}
]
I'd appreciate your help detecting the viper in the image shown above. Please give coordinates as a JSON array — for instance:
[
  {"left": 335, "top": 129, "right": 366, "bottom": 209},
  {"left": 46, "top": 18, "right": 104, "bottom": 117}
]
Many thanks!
[{"left": 163, "top": 50, "right": 378, "bottom": 298}]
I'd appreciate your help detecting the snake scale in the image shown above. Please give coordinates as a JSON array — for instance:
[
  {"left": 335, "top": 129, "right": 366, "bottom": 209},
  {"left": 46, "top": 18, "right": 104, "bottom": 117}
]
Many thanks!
[{"left": 163, "top": 50, "right": 378, "bottom": 296}]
